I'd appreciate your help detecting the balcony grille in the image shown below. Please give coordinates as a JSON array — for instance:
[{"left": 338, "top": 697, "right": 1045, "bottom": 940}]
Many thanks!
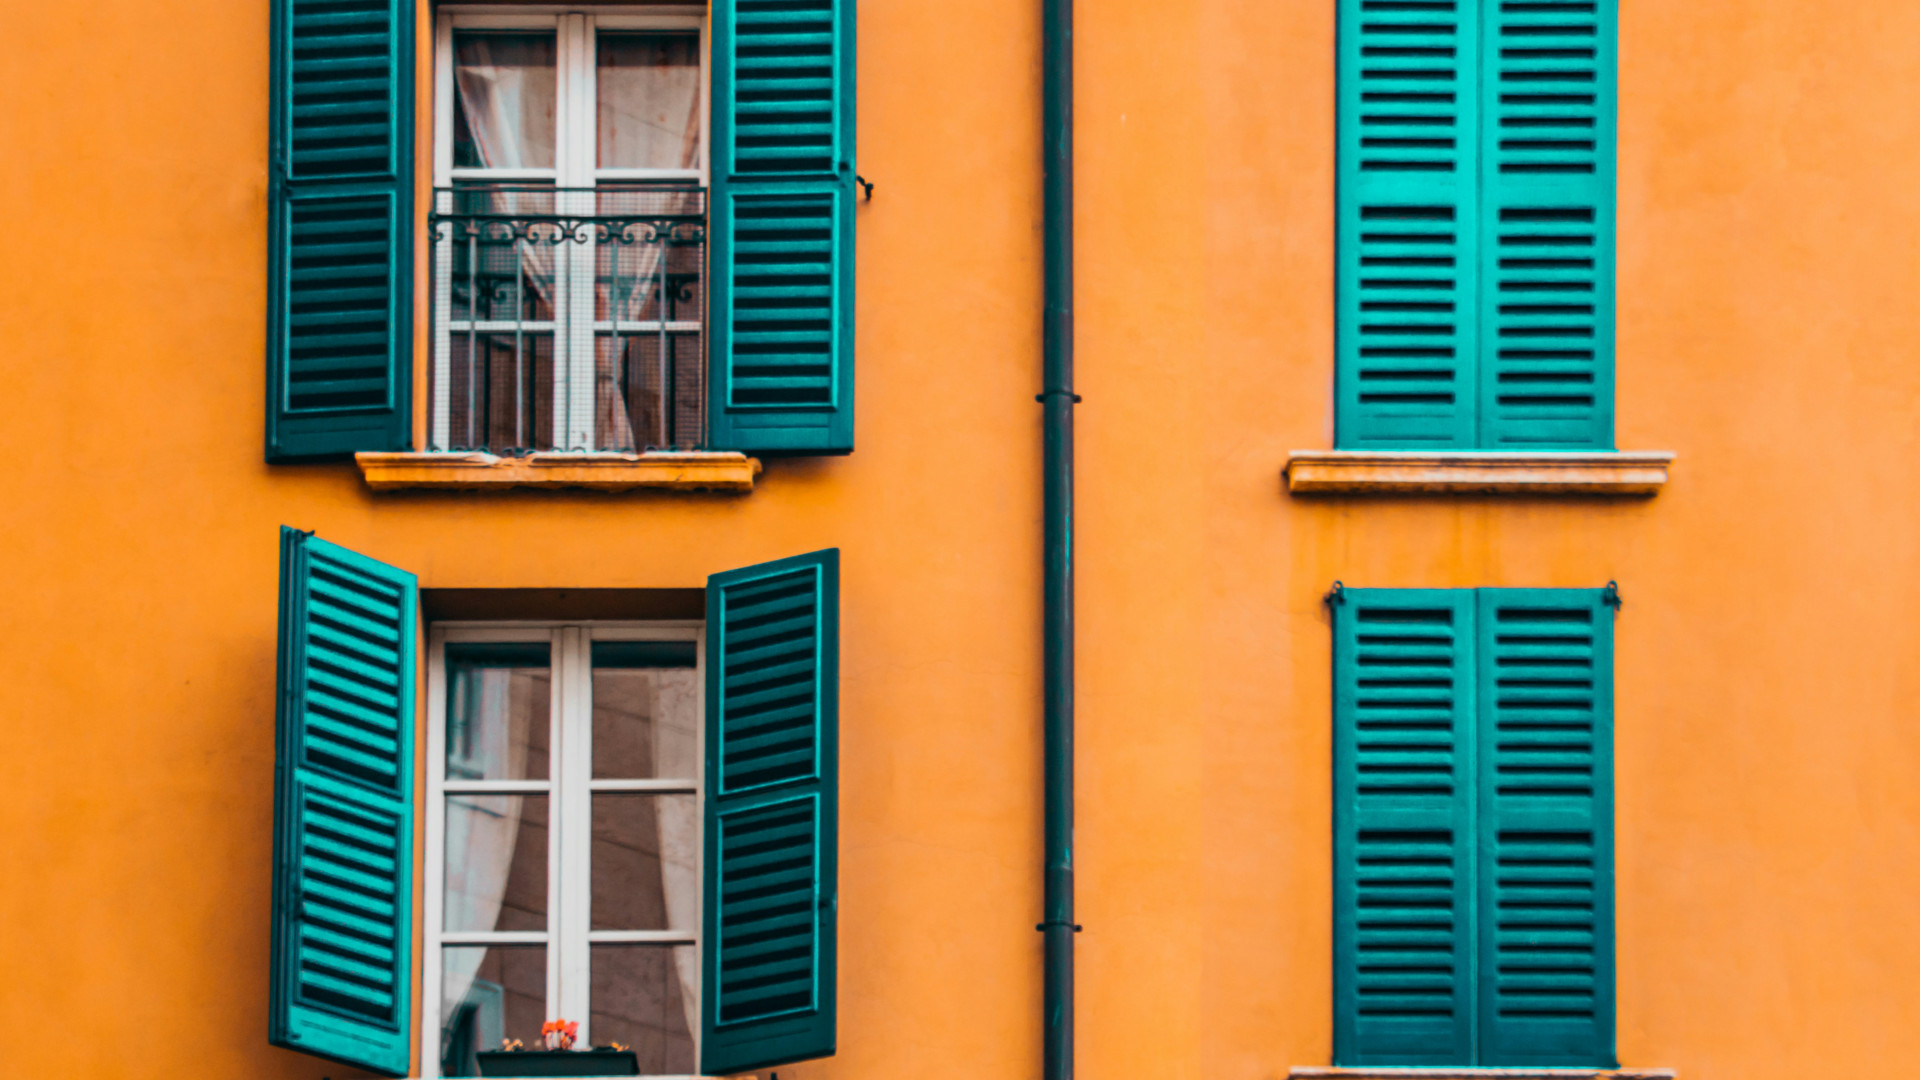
[{"left": 429, "top": 183, "right": 707, "bottom": 453}]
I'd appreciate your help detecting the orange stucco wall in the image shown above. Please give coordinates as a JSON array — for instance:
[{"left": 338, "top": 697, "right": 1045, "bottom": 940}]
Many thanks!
[{"left": 5, "top": 1, "right": 1920, "bottom": 1079}]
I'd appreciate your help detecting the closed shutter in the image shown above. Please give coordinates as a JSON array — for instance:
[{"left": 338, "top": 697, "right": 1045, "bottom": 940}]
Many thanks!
[
  {"left": 707, "top": 0, "right": 857, "bottom": 455},
  {"left": 1474, "top": 590, "right": 1616, "bottom": 1066},
  {"left": 1333, "top": 589, "right": 1477, "bottom": 1065},
  {"left": 266, "top": 0, "right": 415, "bottom": 462},
  {"left": 270, "top": 527, "right": 418, "bottom": 1076},
  {"left": 1336, "top": 0, "right": 1483, "bottom": 449},
  {"left": 1477, "top": 0, "right": 1616, "bottom": 448},
  {"left": 702, "top": 549, "right": 840, "bottom": 1074},
  {"left": 1339, "top": 0, "right": 1614, "bottom": 450}
]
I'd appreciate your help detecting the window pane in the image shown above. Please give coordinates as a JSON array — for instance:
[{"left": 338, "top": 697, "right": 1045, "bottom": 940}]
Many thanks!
[
  {"left": 597, "top": 32, "right": 702, "bottom": 170},
  {"left": 446, "top": 794, "right": 548, "bottom": 933},
  {"left": 590, "top": 945, "right": 697, "bottom": 1074},
  {"left": 446, "top": 645, "right": 549, "bottom": 781},
  {"left": 455, "top": 31, "right": 558, "bottom": 169},
  {"left": 440, "top": 944, "right": 546, "bottom": 1077},
  {"left": 592, "top": 794, "right": 698, "bottom": 931},
  {"left": 591, "top": 645, "right": 698, "bottom": 780}
]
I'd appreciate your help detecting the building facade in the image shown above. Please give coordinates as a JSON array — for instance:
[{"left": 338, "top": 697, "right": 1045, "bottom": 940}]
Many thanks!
[{"left": 6, "top": 1, "right": 1920, "bottom": 1079}]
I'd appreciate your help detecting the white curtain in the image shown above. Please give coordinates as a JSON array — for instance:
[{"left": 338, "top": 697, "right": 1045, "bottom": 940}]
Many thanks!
[
  {"left": 440, "top": 670, "right": 532, "bottom": 1029},
  {"left": 652, "top": 670, "right": 703, "bottom": 1040}
]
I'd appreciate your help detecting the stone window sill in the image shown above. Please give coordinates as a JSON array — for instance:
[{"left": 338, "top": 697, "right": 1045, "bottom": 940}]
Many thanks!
[
  {"left": 355, "top": 451, "right": 761, "bottom": 493},
  {"left": 1290, "top": 1060, "right": 1681, "bottom": 1068},
  {"left": 1284, "top": 451, "right": 1675, "bottom": 496}
]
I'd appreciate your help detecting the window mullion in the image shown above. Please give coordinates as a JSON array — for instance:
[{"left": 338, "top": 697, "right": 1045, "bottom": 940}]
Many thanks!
[{"left": 555, "top": 626, "right": 596, "bottom": 1037}]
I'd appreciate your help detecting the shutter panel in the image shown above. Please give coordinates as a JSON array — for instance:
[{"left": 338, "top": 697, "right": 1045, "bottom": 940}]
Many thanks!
[
  {"left": 702, "top": 549, "right": 840, "bottom": 1074},
  {"left": 1336, "top": 0, "right": 1482, "bottom": 449},
  {"left": 267, "top": 0, "right": 415, "bottom": 462},
  {"left": 1333, "top": 589, "right": 1477, "bottom": 1066},
  {"left": 270, "top": 527, "right": 418, "bottom": 1076},
  {"left": 708, "top": 0, "right": 856, "bottom": 455},
  {"left": 1474, "top": 590, "right": 1615, "bottom": 1067},
  {"left": 1477, "top": 0, "right": 1616, "bottom": 448}
]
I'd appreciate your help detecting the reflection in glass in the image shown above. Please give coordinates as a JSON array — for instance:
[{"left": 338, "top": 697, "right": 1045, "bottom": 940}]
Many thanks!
[
  {"left": 590, "top": 945, "right": 697, "bottom": 1075},
  {"left": 440, "top": 945, "right": 547, "bottom": 1077},
  {"left": 445, "top": 794, "right": 548, "bottom": 933},
  {"left": 591, "top": 643, "right": 698, "bottom": 780},
  {"left": 597, "top": 32, "right": 702, "bottom": 170},
  {"left": 445, "top": 645, "right": 550, "bottom": 781},
  {"left": 455, "top": 32, "right": 558, "bottom": 169},
  {"left": 592, "top": 794, "right": 698, "bottom": 931}
]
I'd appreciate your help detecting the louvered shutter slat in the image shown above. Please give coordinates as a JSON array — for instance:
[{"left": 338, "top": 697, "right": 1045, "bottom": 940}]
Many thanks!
[
  {"left": 271, "top": 528, "right": 416, "bottom": 1076},
  {"left": 1334, "top": 590, "right": 1476, "bottom": 1066},
  {"left": 1475, "top": 590, "right": 1616, "bottom": 1067},
  {"left": 267, "top": 0, "right": 413, "bottom": 461},
  {"left": 709, "top": 0, "right": 856, "bottom": 455},
  {"left": 703, "top": 550, "right": 839, "bottom": 1075},
  {"left": 1337, "top": 0, "right": 1481, "bottom": 449},
  {"left": 1478, "top": 0, "right": 1616, "bottom": 448}
]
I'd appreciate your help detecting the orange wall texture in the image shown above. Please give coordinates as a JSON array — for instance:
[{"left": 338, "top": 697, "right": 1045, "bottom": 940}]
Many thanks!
[{"left": 5, "top": 2, "right": 1920, "bottom": 1080}]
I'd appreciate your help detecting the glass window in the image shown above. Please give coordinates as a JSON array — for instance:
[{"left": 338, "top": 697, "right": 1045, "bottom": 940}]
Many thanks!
[
  {"left": 429, "top": 629, "right": 701, "bottom": 1079},
  {"left": 597, "top": 32, "right": 702, "bottom": 171},
  {"left": 453, "top": 31, "right": 558, "bottom": 170},
  {"left": 434, "top": 15, "right": 710, "bottom": 457}
]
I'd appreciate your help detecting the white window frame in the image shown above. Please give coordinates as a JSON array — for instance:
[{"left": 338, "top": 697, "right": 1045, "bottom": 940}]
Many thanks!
[
  {"left": 422, "top": 620, "right": 706, "bottom": 1080},
  {"left": 430, "top": 7, "right": 711, "bottom": 452}
]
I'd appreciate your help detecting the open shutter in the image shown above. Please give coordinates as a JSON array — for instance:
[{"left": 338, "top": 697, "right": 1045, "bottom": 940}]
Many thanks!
[
  {"left": 1474, "top": 590, "right": 1615, "bottom": 1067},
  {"left": 1333, "top": 589, "right": 1477, "bottom": 1065},
  {"left": 1476, "top": 0, "right": 1616, "bottom": 448},
  {"left": 270, "top": 528, "right": 418, "bottom": 1075},
  {"left": 702, "top": 549, "right": 840, "bottom": 1074},
  {"left": 266, "top": 0, "right": 415, "bottom": 462},
  {"left": 707, "top": 0, "right": 857, "bottom": 455},
  {"left": 1336, "top": 0, "right": 1483, "bottom": 449}
]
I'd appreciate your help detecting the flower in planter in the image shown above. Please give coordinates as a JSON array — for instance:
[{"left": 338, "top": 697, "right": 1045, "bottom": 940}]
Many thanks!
[
  {"left": 541, "top": 1019, "right": 580, "bottom": 1051},
  {"left": 500, "top": 1038, "right": 524, "bottom": 1052}
]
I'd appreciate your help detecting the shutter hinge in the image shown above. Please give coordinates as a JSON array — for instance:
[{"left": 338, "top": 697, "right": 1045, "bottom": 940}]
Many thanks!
[
  {"left": 1036, "top": 920, "right": 1083, "bottom": 933},
  {"left": 1602, "top": 581, "right": 1623, "bottom": 612},
  {"left": 855, "top": 174, "right": 875, "bottom": 201},
  {"left": 1324, "top": 581, "right": 1347, "bottom": 607}
]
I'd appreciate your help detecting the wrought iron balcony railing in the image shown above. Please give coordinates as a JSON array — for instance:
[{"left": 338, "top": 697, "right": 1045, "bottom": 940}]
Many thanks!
[{"left": 428, "top": 183, "right": 707, "bottom": 454}]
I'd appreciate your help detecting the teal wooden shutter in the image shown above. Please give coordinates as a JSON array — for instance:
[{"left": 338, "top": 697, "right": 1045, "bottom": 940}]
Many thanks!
[
  {"left": 707, "top": 0, "right": 857, "bottom": 455},
  {"left": 1474, "top": 590, "right": 1615, "bottom": 1066},
  {"left": 270, "top": 527, "right": 418, "bottom": 1076},
  {"left": 1336, "top": 0, "right": 1482, "bottom": 449},
  {"left": 702, "top": 549, "right": 840, "bottom": 1074},
  {"left": 266, "top": 0, "right": 415, "bottom": 462},
  {"left": 1476, "top": 0, "right": 1616, "bottom": 448},
  {"left": 1333, "top": 589, "right": 1477, "bottom": 1065}
]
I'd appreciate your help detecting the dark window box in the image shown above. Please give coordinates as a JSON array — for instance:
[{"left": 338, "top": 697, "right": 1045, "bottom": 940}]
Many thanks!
[{"left": 475, "top": 1049, "right": 641, "bottom": 1077}]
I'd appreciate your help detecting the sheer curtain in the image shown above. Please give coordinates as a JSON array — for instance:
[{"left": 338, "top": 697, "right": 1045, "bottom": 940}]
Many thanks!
[
  {"left": 652, "top": 670, "right": 702, "bottom": 1040},
  {"left": 441, "top": 670, "right": 532, "bottom": 1028}
]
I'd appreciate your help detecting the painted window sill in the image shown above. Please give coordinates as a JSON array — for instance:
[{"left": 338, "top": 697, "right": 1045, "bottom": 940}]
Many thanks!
[
  {"left": 1290, "top": 1060, "right": 1681, "bottom": 1068},
  {"left": 1284, "top": 451, "right": 1675, "bottom": 496},
  {"left": 355, "top": 451, "right": 761, "bottom": 492}
]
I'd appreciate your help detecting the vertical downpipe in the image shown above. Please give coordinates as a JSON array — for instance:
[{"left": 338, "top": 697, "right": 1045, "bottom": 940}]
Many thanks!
[{"left": 1039, "top": 0, "right": 1076, "bottom": 1076}]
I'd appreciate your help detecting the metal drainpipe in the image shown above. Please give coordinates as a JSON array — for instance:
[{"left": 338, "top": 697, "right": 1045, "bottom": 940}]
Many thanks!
[{"left": 1039, "top": 0, "right": 1076, "bottom": 1075}]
